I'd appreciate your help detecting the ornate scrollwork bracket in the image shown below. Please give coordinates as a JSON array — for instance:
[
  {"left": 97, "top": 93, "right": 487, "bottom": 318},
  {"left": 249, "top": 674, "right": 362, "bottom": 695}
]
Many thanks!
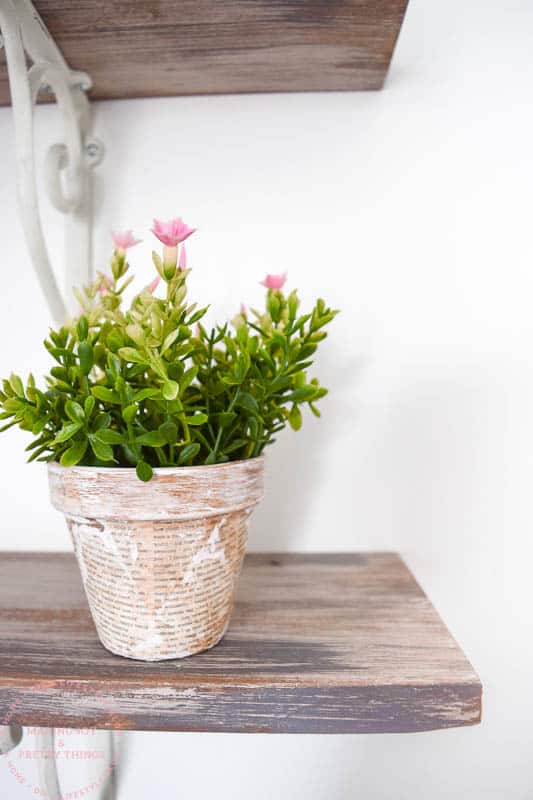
[{"left": 0, "top": 0, "right": 103, "bottom": 323}]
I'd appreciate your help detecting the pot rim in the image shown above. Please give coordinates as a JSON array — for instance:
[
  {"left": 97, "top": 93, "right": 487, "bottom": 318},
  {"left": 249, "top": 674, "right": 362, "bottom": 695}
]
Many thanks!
[
  {"left": 48, "top": 454, "right": 265, "bottom": 520},
  {"left": 48, "top": 453, "right": 265, "bottom": 475}
]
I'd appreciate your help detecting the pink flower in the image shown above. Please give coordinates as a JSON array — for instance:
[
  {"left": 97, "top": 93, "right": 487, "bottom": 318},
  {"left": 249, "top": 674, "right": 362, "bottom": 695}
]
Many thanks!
[
  {"left": 240, "top": 303, "right": 247, "bottom": 316},
  {"left": 261, "top": 273, "right": 287, "bottom": 290},
  {"left": 112, "top": 230, "right": 142, "bottom": 252},
  {"left": 147, "top": 275, "right": 161, "bottom": 293},
  {"left": 151, "top": 218, "right": 196, "bottom": 248},
  {"left": 178, "top": 244, "right": 187, "bottom": 270}
]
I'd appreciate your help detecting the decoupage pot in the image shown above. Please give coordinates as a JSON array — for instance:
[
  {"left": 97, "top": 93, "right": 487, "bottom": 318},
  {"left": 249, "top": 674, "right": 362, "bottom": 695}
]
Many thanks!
[{"left": 48, "top": 457, "right": 264, "bottom": 661}]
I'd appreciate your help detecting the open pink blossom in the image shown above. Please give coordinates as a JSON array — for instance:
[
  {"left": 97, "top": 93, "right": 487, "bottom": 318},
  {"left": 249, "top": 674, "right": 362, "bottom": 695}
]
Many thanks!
[
  {"left": 261, "top": 273, "right": 287, "bottom": 290},
  {"left": 151, "top": 217, "right": 196, "bottom": 248},
  {"left": 147, "top": 275, "right": 161, "bottom": 293},
  {"left": 178, "top": 244, "right": 187, "bottom": 270},
  {"left": 112, "top": 230, "right": 142, "bottom": 252}
]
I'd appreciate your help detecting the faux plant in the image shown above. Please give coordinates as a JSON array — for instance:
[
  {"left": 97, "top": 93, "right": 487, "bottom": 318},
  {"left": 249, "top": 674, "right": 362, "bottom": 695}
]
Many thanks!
[{"left": 0, "top": 218, "right": 338, "bottom": 481}]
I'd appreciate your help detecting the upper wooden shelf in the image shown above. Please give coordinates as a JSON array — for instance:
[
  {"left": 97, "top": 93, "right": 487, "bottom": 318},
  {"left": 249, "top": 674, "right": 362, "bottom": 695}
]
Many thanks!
[
  {"left": 0, "top": 1, "right": 409, "bottom": 106},
  {"left": 0, "top": 551, "right": 481, "bottom": 734}
]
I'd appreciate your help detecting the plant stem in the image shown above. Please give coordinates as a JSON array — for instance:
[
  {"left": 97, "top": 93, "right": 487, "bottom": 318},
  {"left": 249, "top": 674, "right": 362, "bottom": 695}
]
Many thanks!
[{"left": 212, "top": 387, "right": 240, "bottom": 460}]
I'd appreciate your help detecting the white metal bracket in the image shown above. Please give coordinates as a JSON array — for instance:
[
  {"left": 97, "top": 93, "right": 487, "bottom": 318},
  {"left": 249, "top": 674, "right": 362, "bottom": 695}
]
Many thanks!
[
  {"left": 0, "top": 0, "right": 103, "bottom": 324},
  {"left": 0, "top": 4, "right": 112, "bottom": 796}
]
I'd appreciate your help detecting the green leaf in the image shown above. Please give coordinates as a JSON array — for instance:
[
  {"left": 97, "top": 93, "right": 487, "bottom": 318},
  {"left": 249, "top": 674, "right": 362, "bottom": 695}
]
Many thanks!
[
  {"left": 188, "top": 307, "right": 209, "bottom": 325},
  {"left": 233, "top": 353, "right": 250, "bottom": 383},
  {"left": 159, "top": 421, "right": 178, "bottom": 444},
  {"left": 135, "top": 430, "right": 167, "bottom": 447},
  {"left": 84, "top": 395, "right": 95, "bottom": 419},
  {"left": 180, "top": 366, "right": 198, "bottom": 393},
  {"left": 295, "top": 343, "right": 317, "bottom": 361},
  {"left": 27, "top": 443, "right": 51, "bottom": 462},
  {"left": 221, "top": 374, "right": 241, "bottom": 387},
  {"left": 270, "top": 332, "right": 287, "bottom": 352},
  {"left": 94, "top": 429, "right": 124, "bottom": 445},
  {"left": 89, "top": 436, "right": 115, "bottom": 462},
  {"left": 50, "top": 366, "right": 68, "bottom": 381},
  {"left": 152, "top": 251, "right": 164, "bottom": 276},
  {"left": 25, "top": 436, "right": 47, "bottom": 452},
  {"left": 286, "top": 360, "right": 312, "bottom": 375},
  {"left": 93, "top": 412, "right": 112, "bottom": 431},
  {"left": 248, "top": 417, "right": 260, "bottom": 440},
  {"left": 118, "top": 347, "right": 147, "bottom": 364},
  {"left": 309, "top": 402, "right": 321, "bottom": 418},
  {"left": 269, "top": 375, "right": 292, "bottom": 393},
  {"left": 268, "top": 293, "right": 281, "bottom": 321},
  {"left": 3, "top": 397, "right": 21, "bottom": 413},
  {"left": 60, "top": 438, "right": 88, "bottom": 467},
  {"left": 236, "top": 392, "right": 260, "bottom": 415},
  {"left": 107, "top": 353, "right": 122, "bottom": 377},
  {"left": 9, "top": 374, "right": 24, "bottom": 398},
  {"left": 54, "top": 421, "right": 83, "bottom": 444},
  {"left": 107, "top": 329, "right": 125, "bottom": 352},
  {"left": 136, "top": 460, "right": 153, "bottom": 482},
  {"left": 178, "top": 443, "right": 201, "bottom": 465},
  {"left": 285, "top": 386, "right": 318, "bottom": 403},
  {"left": 122, "top": 403, "right": 138, "bottom": 423},
  {"left": 224, "top": 438, "right": 249, "bottom": 454},
  {"left": 162, "top": 380, "right": 179, "bottom": 401},
  {"left": 288, "top": 405, "right": 302, "bottom": 431},
  {"left": 91, "top": 386, "right": 121, "bottom": 404},
  {"left": 125, "top": 324, "right": 145, "bottom": 347},
  {"left": 65, "top": 400, "right": 85, "bottom": 423},
  {"left": 185, "top": 413, "right": 208, "bottom": 426},
  {"left": 0, "top": 420, "right": 18, "bottom": 433},
  {"left": 77, "top": 316, "right": 89, "bottom": 341},
  {"left": 215, "top": 411, "right": 237, "bottom": 429},
  {"left": 78, "top": 342, "right": 94, "bottom": 375},
  {"left": 134, "top": 388, "right": 160, "bottom": 402},
  {"left": 291, "top": 313, "right": 312, "bottom": 334},
  {"left": 288, "top": 290, "right": 299, "bottom": 320},
  {"left": 160, "top": 329, "right": 180, "bottom": 355}
]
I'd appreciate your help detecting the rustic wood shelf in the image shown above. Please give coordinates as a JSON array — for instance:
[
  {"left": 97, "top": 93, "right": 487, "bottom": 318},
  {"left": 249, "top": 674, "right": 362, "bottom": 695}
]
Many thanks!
[
  {"left": 0, "top": 1, "right": 410, "bottom": 106},
  {"left": 0, "top": 552, "right": 481, "bottom": 734}
]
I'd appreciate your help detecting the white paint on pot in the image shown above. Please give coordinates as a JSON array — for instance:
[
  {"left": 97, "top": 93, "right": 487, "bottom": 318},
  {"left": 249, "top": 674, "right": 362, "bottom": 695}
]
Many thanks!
[{"left": 48, "top": 458, "right": 265, "bottom": 661}]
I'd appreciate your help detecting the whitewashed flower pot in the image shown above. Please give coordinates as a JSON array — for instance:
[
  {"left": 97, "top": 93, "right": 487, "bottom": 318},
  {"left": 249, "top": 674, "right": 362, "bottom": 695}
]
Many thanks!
[{"left": 48, "top": 457, "right": 264, "bottom": 661}]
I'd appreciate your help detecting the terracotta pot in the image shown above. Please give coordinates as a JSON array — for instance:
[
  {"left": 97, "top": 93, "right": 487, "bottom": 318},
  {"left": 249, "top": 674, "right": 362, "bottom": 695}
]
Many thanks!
[{"left": 48, "top": 457, "right": 264, "bottom": 661}]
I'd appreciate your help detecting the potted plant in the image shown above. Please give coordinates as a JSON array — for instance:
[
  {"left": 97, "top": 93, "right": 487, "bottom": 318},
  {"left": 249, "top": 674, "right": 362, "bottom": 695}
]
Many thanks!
[{"left": 0, "top": 218, "right": 338, "bottom": 661}]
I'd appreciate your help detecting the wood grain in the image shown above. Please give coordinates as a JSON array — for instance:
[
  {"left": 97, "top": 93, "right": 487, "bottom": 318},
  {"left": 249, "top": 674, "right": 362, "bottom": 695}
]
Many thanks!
[
  {"left": 0, "top": 0, "right": 410, "bottom": 105},
  {"left": 0, "top": 552, "right": 482, "bottom": 734}
]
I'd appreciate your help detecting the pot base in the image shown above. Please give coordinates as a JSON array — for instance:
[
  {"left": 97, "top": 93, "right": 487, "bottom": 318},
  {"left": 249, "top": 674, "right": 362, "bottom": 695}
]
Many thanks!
[
  {"left": 67, "top": 511, "right": 247, "bottom": 661},
  {"left": 97, "top": 623, "right": 229, "bottom": 662}
]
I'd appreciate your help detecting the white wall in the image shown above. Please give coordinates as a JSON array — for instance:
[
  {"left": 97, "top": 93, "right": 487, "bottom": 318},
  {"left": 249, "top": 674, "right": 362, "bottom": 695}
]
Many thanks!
[{"left": 1, "top": 0, "right": 532, "bottom": 797}]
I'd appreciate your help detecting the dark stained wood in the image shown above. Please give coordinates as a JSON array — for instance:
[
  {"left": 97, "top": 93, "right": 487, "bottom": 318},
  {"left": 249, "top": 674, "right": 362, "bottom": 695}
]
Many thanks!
[
  {"left": 0, "top": 0, "right": 410, "bottom": 106},
  {"left": 0, "top": 552, "right": 481, "bottom": 734}
]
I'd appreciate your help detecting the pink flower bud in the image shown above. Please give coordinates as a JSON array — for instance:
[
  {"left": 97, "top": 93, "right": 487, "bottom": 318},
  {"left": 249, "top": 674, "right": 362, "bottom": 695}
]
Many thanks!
[
  {"left": 178, "top": 244, "right": 187, "bottom": 270},
  {"left": 151, "top": 217, "right": 196, "bottom": 247},
  {"left": 261, "top": 273, "right": 287, "bottom": 290},
  {"left": 147, "top": 275, "right": 161, "bottom": 294},
  {"left": 111, "top": 230, "right": 142, "bottom": 253},
  {"left": 98, "top": 275, "right": 113, "bottom": 295}
]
